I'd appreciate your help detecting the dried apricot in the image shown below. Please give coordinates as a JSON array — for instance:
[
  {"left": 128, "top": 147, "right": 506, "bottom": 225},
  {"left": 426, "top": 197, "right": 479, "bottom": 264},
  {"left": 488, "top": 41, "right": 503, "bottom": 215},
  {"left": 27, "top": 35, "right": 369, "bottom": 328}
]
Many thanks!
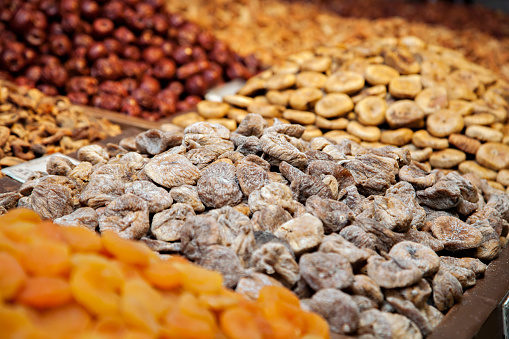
[
  {"left": 16, "top": 276, "right": 72, "bottom": 309},
  {"left": 20, "top": 239, "right": 71, "bottom": 277},
  {"left": 0, "top": 252, "right": 26, "bottom": 300},
  {"left": 70, "top": 254, "right": 125, "bottom": 317},
  {"left": 220, "top": 307, "right": 263, "bottom": 339},
  {"left": 102, "top": 231, "right": 155, "bottom": 266},
  {"left": 142, "top": 260, "right": 184, "bottom": 290}
]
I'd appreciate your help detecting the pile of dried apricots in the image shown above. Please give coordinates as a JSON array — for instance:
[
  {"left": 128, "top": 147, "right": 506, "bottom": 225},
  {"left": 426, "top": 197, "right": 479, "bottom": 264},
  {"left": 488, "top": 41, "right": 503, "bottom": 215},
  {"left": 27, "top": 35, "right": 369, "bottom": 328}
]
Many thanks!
[{"left": 0, "top": 208, "right": 329, "bottom": 339}]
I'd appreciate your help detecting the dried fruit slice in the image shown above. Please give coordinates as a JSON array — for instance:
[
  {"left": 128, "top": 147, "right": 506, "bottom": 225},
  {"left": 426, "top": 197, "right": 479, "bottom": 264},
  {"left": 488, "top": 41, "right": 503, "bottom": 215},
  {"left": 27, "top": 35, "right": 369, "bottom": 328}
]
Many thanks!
[
  {"left": 289, "top": 87, "right": 323, "bottom": 110},
  {"left": 223, "top": 95, "right": 254, "bottom": 108},
  {"left": 426, "top": 110, "right": 464, "bottom": 137},
  {"left": 301, "top": 56, "right": 332, "bottom": 72},
  {"left": 351, "top": 275, "right": 384, "bottom": 305},
  {"left": 465, "top": 125, "right": 503, "bottom": 143},
  {"left": 272, "top": 60, "right": 300, "bottom": 74},
  {"left": 315, "top": 116, "right": 349, "bottom": 130},
  {"left": 352, "top": 85, "right": 386, "bottom": 103},
  {"left": 388, "top": 241, "right": 440, "bottom": 276},
  {"left": 476, "top": 142, "right": 509, "bottom": 170},
  {"left": 145, "top": 153, "right": 201, "bottom": 188},
  {"left": 247, "top": 103, "right": 282, "bottom": 118},
  {"left": 449, "top": 99, "right": 475, "bottom": 116},
  {"left": 296, "top": 71, "right": 328, "bottom": 88},
  {"left": 346, "top": 121, "right": 381, "bottom": 142},
  {"left": 380, "top": 128, "right": 413, "bottom": 146},
  {"left": 366, "top": 255, "right": 423, "bottom": 289},
  {"left": 430, "top": 216, "right": 483, "bottom": 251},
  {"left": 412, "top": 130, "right": 449, "bottom": 149},
  {"left": 464, "top": 113, "right": 496, "bottom": 126},
  {"left": 274, "top": 213, "right": 324, "bottom": 255},
  {"left": 238, "top": 78, "right": 266, "bottom": 96},
  {"left": 429, "top": 149, "right": 466, "bottom": 169},
  {"left": 385, "top": 295, "right": 433, "bottom": 337},
  {"left": 432, "top": 269, "right": 463, "bottom": 312},
  {"left": 69, "top": 254, "right": 125, "bottom": 317},
  {"left": 265, "top": 73, "right": 296, "bottom": 91},
  {"left": 365, "top": 65, "right": 399, "bottom": 85},
  {"left": 307, "top": 288, "right": 360, "bottom": 335},
  {"left": 389, "top": 75, "right": 422, "bottom": 99},
  {"left": 300, "top": 252, "right": 354, "bottom": 290},
  {"left": 355, "top": 96, "right": 387, "bottom": 126},
  {"left": 415, "top": 87, "right": 449, "bottom": 115},
  {"left": 197, "top": 101, "right": 231, "bottom": 119},
  {"left": 325, "top": 71, "right": 365, "bottom": 94},
  {"left": 458, "top": 161, "right": 497, "bottom": 180},
  {"left": 385, "top": 100, "right": 425, "bottom": 128},
  {"left": 315, "top": 93, "right": 354, "bottom": 118},
  {"left": 384, "top": 47, "right": 421, "bottom": 75},
  {"left": 0, "top": 252, "right": 26, "bottom": 301},
  {"left": 448, "top": 134, "right": 481, "bottom": 154}
]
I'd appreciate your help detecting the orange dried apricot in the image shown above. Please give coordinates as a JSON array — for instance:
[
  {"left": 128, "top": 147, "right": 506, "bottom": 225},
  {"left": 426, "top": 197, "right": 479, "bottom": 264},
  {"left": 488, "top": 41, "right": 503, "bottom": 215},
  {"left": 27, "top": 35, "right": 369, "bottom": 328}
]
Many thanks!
[
  {"left": 0, "top": 251, "right": 26, "bottom": 300},
  {"left": 60, "top": 226, "right": 102, "bottom": 253},
  {"left": 70, "top": 254, "right": 124, "bottom": 317},
  {"left": 142, "top": 260, "right": 184, "bottom": 290},
  {"left": 0, "top": 209, "right": 329, "bottom": 338},
  {"left": 301, "top": 312, "right": 330, "bottom": 338},
  {"left": 35, "top": 303, "right": 91, "bottom": 338},
  {"left": 102, "top": 231, "right": 155, "bottom": 266},
  {"left": 0, "top": 208, "right": 41, "bottom": 224},
  {"left": 120, "top": 278, "right": 166, "bottom": 334},
  {"left": 163, "top": 297, "right": 217, "bottom": 339},
  {"left": 16, "top": 276, "right": 72, "bottom": 309},
  {"left": 0, "top": 303, "right": 38, "bottom": 339},
  {"left": 20, "top": 239, "right": 71, "bottom": 277},
  {"left": 220, "top": 307, "right": 263, "bottom": 339},
  {"left": 176, "top": 262, "right": 223, "bottom": 295}
]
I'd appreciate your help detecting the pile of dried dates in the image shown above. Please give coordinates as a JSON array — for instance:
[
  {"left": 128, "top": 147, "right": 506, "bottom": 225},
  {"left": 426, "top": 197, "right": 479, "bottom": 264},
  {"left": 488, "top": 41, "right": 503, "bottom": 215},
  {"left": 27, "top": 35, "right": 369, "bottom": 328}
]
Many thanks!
[
  {"left": 0, "top": 0, "right": 261, "bottom": 120},
  {"left": 2, "top": 113, "right": 508, "bottom": 338}
]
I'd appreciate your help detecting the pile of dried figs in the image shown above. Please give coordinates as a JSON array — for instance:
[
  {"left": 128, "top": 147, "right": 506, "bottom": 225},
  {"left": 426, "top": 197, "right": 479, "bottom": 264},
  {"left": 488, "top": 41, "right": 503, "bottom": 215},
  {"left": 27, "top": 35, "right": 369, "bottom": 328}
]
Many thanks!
[
  {"left": 2, "top": 113, "right": 508, "bottom": 337},
  {"left": 175, "top": 36, "right": 509, "bottom": 192},
  {"left": 0, "top": 82, "right": 121, "bottom": 174}
]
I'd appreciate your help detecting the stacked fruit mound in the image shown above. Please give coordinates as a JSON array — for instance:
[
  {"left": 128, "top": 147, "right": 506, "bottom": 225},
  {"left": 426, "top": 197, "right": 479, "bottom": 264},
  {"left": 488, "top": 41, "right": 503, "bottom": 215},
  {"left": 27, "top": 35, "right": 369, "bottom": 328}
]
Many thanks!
[
  {"left": 184, "top": 36, "right": 509, "bottom": 192},
  {"left": 0, "top": 0, "right": 261, "bottom": 120},
  {"left": 0, "top": 209, "right": 328, "bottom": 339}
]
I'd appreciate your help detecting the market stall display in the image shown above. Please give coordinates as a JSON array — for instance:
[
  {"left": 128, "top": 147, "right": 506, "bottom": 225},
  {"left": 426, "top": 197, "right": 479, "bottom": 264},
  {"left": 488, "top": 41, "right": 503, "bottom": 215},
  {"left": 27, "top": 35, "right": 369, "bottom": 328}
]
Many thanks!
[
  {"left": 2, "top": 111, "right": 508, "bottom": 337},
  {"left": 1, "top": 0, "right": 509, "bottom": 337},
  {"left": 181, "top": 36, "right": 509, "bottom": 192},
  {"left": 0, "top": 208, "right": 328, "bottom": 339},
  {"left": 0, "top": 0, "right": 261, "bottom": 121},
  {"left": 165, "top": 0, "right": 509, "bottom": 81},
  {"left": 0, "top": 82, "right": 121, "bottom": 177}
]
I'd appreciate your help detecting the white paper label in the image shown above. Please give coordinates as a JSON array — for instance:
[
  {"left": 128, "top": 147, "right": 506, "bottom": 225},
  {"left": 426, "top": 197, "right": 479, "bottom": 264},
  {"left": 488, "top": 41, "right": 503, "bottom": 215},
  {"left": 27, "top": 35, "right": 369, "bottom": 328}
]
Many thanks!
[{"left": 1, "top": 153, "right": 80, "bottom": 183}]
